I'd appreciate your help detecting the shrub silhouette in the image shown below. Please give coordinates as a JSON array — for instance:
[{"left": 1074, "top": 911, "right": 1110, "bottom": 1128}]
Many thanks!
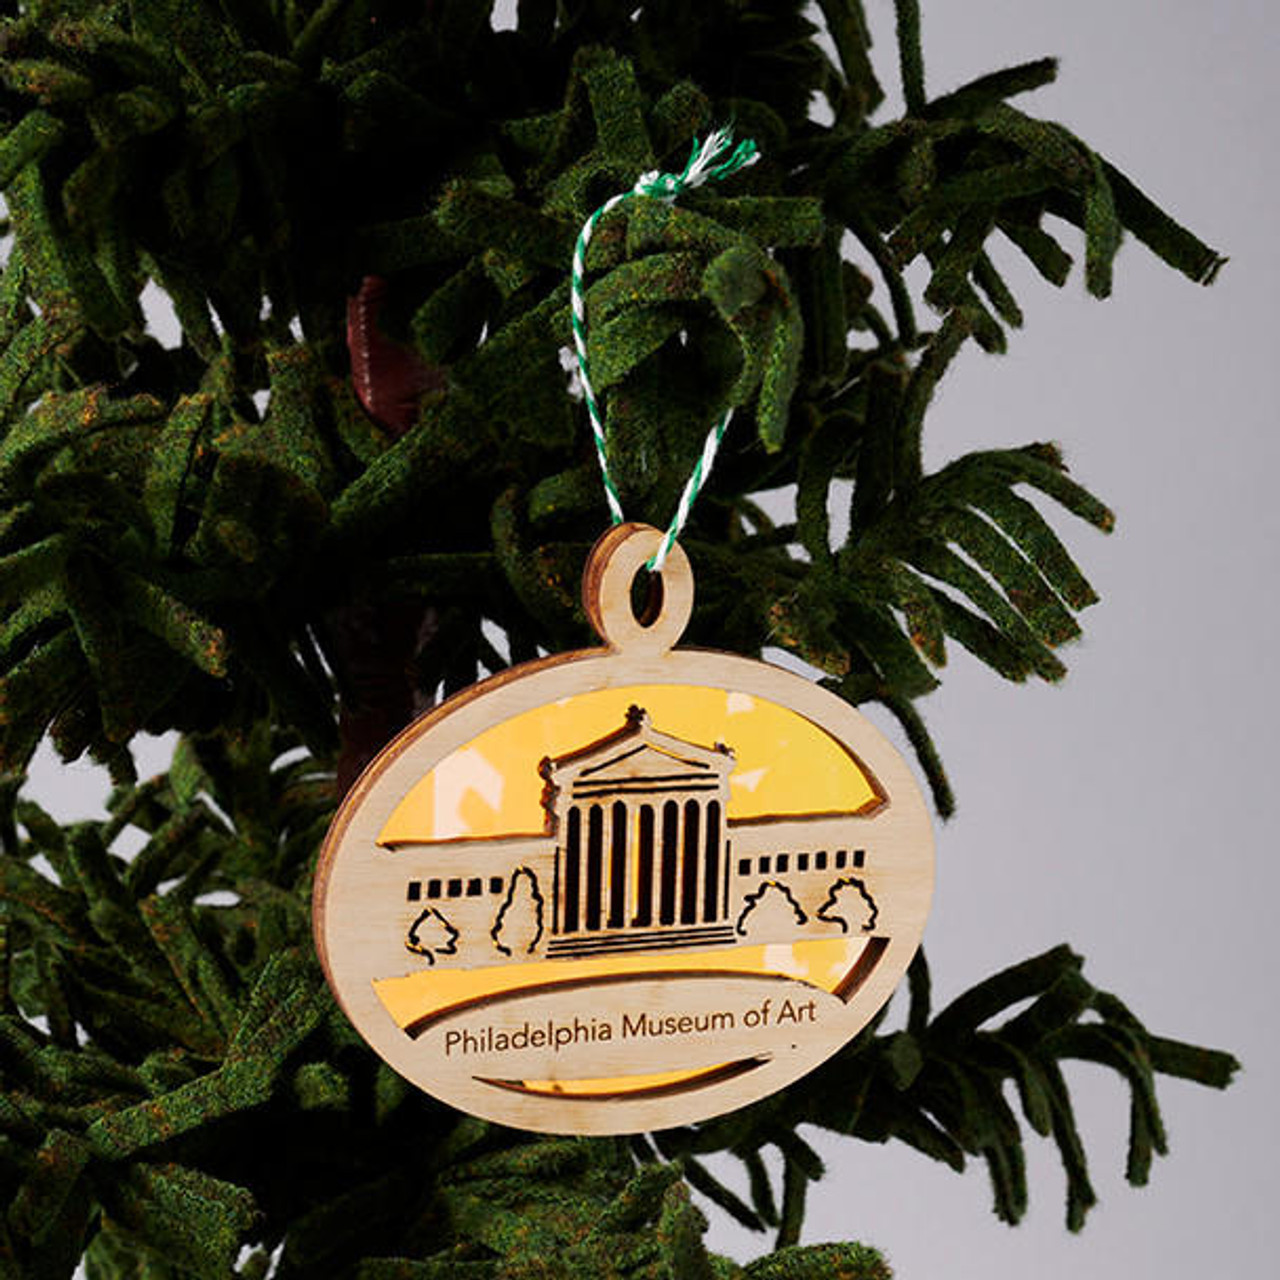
[
  {"left": 406, "top": 908, "right": 460, "bottom": 964},
  {"left": 817, "top": 877, "right": 879, "bottom": 933},
  {"left": 493, "top": 867, "right": 545, "bottom": 956},
  {"left": 736, "top": 881, "right": 807, "bottom": 940}
]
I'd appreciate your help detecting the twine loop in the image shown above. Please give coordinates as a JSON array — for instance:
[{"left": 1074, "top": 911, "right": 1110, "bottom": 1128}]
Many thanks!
[{"left": 570, "top": 128, "right": 759, "bottom": 570}]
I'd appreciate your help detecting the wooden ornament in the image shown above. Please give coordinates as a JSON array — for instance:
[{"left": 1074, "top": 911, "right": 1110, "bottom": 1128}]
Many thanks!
[{"left": 313, "top": 523, "right": 935, "bottom": 1134}]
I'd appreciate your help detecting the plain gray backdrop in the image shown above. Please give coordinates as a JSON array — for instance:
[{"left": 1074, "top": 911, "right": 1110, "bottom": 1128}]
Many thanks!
[
  {"left": 708, "top": 2, "right": 1278, "bottom": 1275},
  {"left": 27, "top": 2, "right": 1276, "bottom": 1276}
]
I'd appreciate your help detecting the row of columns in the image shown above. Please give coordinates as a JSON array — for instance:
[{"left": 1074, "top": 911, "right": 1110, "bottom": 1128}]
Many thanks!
[{"left": 556, "top": 795, "right": 725, "bottom": 934}]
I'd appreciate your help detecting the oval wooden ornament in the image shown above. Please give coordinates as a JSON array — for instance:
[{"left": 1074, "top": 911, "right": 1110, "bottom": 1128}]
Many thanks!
[{"left": 314, "top": 524, "right": 935, "bottom": 1134}]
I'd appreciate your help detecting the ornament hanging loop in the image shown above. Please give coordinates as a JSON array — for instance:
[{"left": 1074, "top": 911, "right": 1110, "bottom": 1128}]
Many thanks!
[
  {"left": 584, "top": 523, "right": 693, "bottom": 657},
  {"left": 570, "top": 128, "right": 759, "bottom": 569}
]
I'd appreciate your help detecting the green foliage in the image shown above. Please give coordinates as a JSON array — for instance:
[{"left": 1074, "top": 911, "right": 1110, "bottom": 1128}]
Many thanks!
[
  {"left": 0, "top": 735, "right": 899, "bottom": 1277},
  {"left": 0, "top": 0, "right": 1228, "bottom": 782},
  {"left": 648, "top": 946, "right": 1236, "bottom": 1247},
  {"left": 0, "top": 1, "right": 1236, "bottom": 1276},
  {"left": 1, "top": 748, "right": 1233, "bottom": 1275}
]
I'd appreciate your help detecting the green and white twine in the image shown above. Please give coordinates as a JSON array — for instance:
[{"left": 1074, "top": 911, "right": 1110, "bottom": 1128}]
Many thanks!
[{"left": 570, "top": 128, "right": 759, "bottom": 570}]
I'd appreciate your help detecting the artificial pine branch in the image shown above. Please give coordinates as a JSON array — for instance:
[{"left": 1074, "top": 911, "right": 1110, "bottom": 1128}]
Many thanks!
[{"left": 0, "top": 1, "right": 1237, "bottom": 1275}]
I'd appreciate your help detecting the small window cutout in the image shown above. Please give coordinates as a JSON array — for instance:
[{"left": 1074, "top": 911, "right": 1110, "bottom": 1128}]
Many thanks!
[
  {"left": 797, "top": 853, "right": 809, "bottom": 871},
  {"left": 447, "top": 878, "right": 463, "bottom": 897},
  {"left": 758, "top": 856, "right": 771, "bottom": 874},
  {"left": 738, "top": 858, "right": 751, "bottom": 876},
  {"left": 427, "top": 879, "right": 442, "bottom": 899},
  {"left": 406, "top": 881, "right": 421, "bottom": 902},
  {"left": 467, "top": 878, "right": 483, "bottom": 896},
  {"left": 853, "top": 849, "right": 866, "bottom": 868},
  {"left": 775, "top": 854, "right": 789, "bottom": 873},
  {"left": 815, "top": 851, "right": 827, "bottom": 870},
  {"left": 835, "top": 850, "right": 848, "bottom": 869},
  {"left": 489, "top": 876, "right": 504, "bottom": 894}
]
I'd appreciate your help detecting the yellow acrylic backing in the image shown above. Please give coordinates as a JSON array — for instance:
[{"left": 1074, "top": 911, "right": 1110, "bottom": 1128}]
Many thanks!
[{"left": 313, "top": 524, "right": 935, "bottom": 1134}]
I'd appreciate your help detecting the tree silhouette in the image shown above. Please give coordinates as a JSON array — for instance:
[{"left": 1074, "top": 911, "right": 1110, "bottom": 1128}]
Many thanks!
[
  {"left": 406, "top": 908, "right": 459, "bottom": 965},
  {"left": 492, "top": 867, "right": 545, "bottom": 957},
  {"left": 735, "top": 881, "right": 807, "bottom": 941},
  {"left": 817, "top": 877, "right": 880, "bottom": 934}
]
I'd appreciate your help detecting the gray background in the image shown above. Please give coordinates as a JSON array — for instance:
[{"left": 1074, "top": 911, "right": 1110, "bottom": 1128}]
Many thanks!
[
  {"left": 26, "top": 2, "right": 1276, "bottom": 1276},
  {"left": 708, "top": 2, "right": 1279, "bottom": 1274}
]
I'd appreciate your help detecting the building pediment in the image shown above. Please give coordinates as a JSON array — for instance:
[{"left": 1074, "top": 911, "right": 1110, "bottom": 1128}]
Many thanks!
[
  {"left": 543, "top": 706, "right": 733, "bottom": 793},
  {"left": 573, "top": 741, "right": 720, "bottom": 786}
]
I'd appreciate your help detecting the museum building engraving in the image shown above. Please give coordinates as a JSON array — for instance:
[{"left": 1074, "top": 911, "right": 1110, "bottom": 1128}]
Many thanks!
[{"left": 387, "top": 707, "right": 887, "bottom": 964}]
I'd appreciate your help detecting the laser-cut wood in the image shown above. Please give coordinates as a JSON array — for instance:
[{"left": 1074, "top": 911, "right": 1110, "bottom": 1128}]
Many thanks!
[{"left": 313, "top": 523, "right": 935, "bottom": 1134}]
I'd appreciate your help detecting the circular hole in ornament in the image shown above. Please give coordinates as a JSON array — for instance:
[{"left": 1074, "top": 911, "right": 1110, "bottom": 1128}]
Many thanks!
[
  {"left": 629, "top": 566, "right": 665, "bottom": 628},
  {"left": 583, "top": 522, "right": 692, "bottom": 655}
]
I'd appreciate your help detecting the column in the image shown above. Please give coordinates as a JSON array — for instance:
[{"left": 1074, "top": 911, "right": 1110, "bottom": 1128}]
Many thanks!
[
  {"left": 659, "top": 799, "right": 679, "bottom": 925},
  {"left": 608, "top": 799, "right": 628, "bottom": 929},
  {"left": 585, "top": 803, "right": 604, "bottom": 930},
  {"left": 562, "top": 805, "right": 581, "bottom": 934},
  {"left": 634, "top": 803, "right": 655, "bottom": 927},
  {"left": 680, "top": 798, "right": 701, "bottom": 924},
  {"left": 702, "top": 799, "right": 721, "bottom": 922}
]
